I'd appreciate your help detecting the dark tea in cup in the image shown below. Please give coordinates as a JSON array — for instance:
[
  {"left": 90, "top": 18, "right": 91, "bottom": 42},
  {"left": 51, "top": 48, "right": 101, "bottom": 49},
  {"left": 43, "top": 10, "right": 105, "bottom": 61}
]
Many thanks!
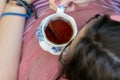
[
  {"left": 37, "top": 6, "right": 78, "bottom": 55},
  {"left": 45, "top": 18, "right": 73, "bottom": 44}
]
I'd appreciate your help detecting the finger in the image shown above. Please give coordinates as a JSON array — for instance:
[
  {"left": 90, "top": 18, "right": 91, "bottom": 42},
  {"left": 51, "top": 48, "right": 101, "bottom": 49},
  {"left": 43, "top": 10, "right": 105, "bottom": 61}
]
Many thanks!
[
  {"left": 65, "top": 3, "right": 75, "bottom": 12},
  {"left": 73, "top": 0, "right": 92, "bottom": 3},
  {"left": 77, "top": 2, "right": 89, "bottom": 7},
  {"left": 73, "top": 0, "right": 93, "bottom": 7},
  {"left": 60, "top": 0, "right": 72, "bottom": 6},
  {"left": 49, "top": 0, "right": 58, "bottom": 11},
  {"left": 49, "top": 3, "right": 57, "bottom": 11}
]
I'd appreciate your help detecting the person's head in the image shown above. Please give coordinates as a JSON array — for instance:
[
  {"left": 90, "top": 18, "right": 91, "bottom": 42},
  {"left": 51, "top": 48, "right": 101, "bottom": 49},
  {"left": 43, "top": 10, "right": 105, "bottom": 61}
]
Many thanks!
[{"left": 58, "top": 14, "right": 120, "bottom": 80}]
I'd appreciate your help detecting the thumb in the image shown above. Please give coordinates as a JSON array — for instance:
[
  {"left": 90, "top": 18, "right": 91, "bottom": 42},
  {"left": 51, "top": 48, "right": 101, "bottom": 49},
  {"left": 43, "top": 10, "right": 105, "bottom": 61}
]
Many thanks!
[
  {"left": 60, "top": 0, "right": 72, "bottom": 6},
  {"left": 73, "top": 0, "right": 93, "bottom": 7},
  {"left": 65, "top": 3, "right": 75, "bottom": 12},
  {"left": 49, "top": 0, "right": 61, "bottom": 11}
]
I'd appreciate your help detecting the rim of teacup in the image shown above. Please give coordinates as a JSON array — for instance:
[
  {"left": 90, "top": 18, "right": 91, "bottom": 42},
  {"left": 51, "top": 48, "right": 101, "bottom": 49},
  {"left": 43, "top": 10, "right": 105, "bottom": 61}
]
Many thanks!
[{"left": 41, "top": 12, "right": 78, "bottom": 47}]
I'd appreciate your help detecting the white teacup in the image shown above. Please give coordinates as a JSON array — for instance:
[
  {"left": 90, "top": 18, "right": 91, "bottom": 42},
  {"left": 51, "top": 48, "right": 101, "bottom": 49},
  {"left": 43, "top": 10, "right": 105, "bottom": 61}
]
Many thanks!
[{"left": 36, "top": 6, "right": 78, "bottom": 55}]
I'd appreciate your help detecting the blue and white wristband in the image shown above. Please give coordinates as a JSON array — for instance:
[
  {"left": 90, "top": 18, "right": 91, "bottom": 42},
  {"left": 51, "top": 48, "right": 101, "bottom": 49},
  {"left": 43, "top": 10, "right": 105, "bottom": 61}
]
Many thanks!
[{"left": 1, "top": 12, "right": 30, "bottom": 18}]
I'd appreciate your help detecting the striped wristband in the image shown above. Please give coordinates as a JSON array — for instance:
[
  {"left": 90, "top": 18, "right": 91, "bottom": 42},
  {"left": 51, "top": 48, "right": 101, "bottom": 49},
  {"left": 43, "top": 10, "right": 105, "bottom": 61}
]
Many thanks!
[{"left": 1, "top": 12, "right": 30, "bottom": 18}]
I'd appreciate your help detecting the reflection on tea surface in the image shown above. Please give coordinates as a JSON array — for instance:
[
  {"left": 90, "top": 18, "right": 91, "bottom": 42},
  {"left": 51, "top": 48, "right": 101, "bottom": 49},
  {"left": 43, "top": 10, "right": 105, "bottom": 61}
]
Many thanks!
[{"left": 45, "top": 18, "right": 73, "bottom": 44}]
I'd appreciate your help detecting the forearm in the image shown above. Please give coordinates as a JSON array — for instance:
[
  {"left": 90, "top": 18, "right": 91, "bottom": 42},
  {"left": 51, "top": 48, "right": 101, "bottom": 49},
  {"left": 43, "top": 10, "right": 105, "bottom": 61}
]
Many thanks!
[
  {"left": 0, "top": 2, "right": 26, "bottom": 80},
  {"left": 0, "top": 0, "right": 6, "bottom": 16}
]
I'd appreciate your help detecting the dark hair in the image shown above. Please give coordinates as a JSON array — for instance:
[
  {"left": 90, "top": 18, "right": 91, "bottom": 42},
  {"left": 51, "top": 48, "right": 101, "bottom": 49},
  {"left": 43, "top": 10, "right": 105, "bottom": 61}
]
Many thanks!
[{"left": 57, "top": 15, "right": 120, "bottom": 80}]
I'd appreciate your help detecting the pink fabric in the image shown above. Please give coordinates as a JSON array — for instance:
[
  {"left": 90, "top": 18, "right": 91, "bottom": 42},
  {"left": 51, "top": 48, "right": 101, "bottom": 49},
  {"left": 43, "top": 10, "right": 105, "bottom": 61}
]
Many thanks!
[{"left": 18, "top": 0, "right": 118, "bottom": 80}]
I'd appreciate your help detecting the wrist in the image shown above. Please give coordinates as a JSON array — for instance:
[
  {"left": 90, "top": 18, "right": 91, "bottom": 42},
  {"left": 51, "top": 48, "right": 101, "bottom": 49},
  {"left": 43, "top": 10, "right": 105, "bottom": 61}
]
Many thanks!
[
  {"left": 5, "top": 1, "right": 26, "bottom": 14},
  {"left": 3, "top": 0, "right": 37, "bottom": 19},
  {"left": 16, "top": 0, "right": 37, "bottom": 18}
]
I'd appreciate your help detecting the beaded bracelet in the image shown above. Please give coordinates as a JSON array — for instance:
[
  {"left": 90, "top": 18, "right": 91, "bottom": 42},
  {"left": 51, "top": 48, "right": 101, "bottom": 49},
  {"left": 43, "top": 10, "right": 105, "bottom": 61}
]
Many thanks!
[
  {"left": 17, "top": 0, "right": 38, "bottom": 19},
  {"left": 6, "top": 0, "right": 38, "bottom": 19}
]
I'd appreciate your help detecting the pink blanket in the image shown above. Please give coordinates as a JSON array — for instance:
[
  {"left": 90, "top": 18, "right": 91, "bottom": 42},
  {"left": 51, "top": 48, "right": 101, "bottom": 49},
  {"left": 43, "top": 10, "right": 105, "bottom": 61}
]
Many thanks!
[{"left": 18, "top": 0, "right": 118, "bottom": 80}]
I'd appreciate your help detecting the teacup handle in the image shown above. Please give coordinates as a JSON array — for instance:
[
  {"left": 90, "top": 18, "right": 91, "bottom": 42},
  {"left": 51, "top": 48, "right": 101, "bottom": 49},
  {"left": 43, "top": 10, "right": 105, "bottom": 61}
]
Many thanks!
[{"left": 57, "top": 5, "right": 65, "bottom": 13}]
